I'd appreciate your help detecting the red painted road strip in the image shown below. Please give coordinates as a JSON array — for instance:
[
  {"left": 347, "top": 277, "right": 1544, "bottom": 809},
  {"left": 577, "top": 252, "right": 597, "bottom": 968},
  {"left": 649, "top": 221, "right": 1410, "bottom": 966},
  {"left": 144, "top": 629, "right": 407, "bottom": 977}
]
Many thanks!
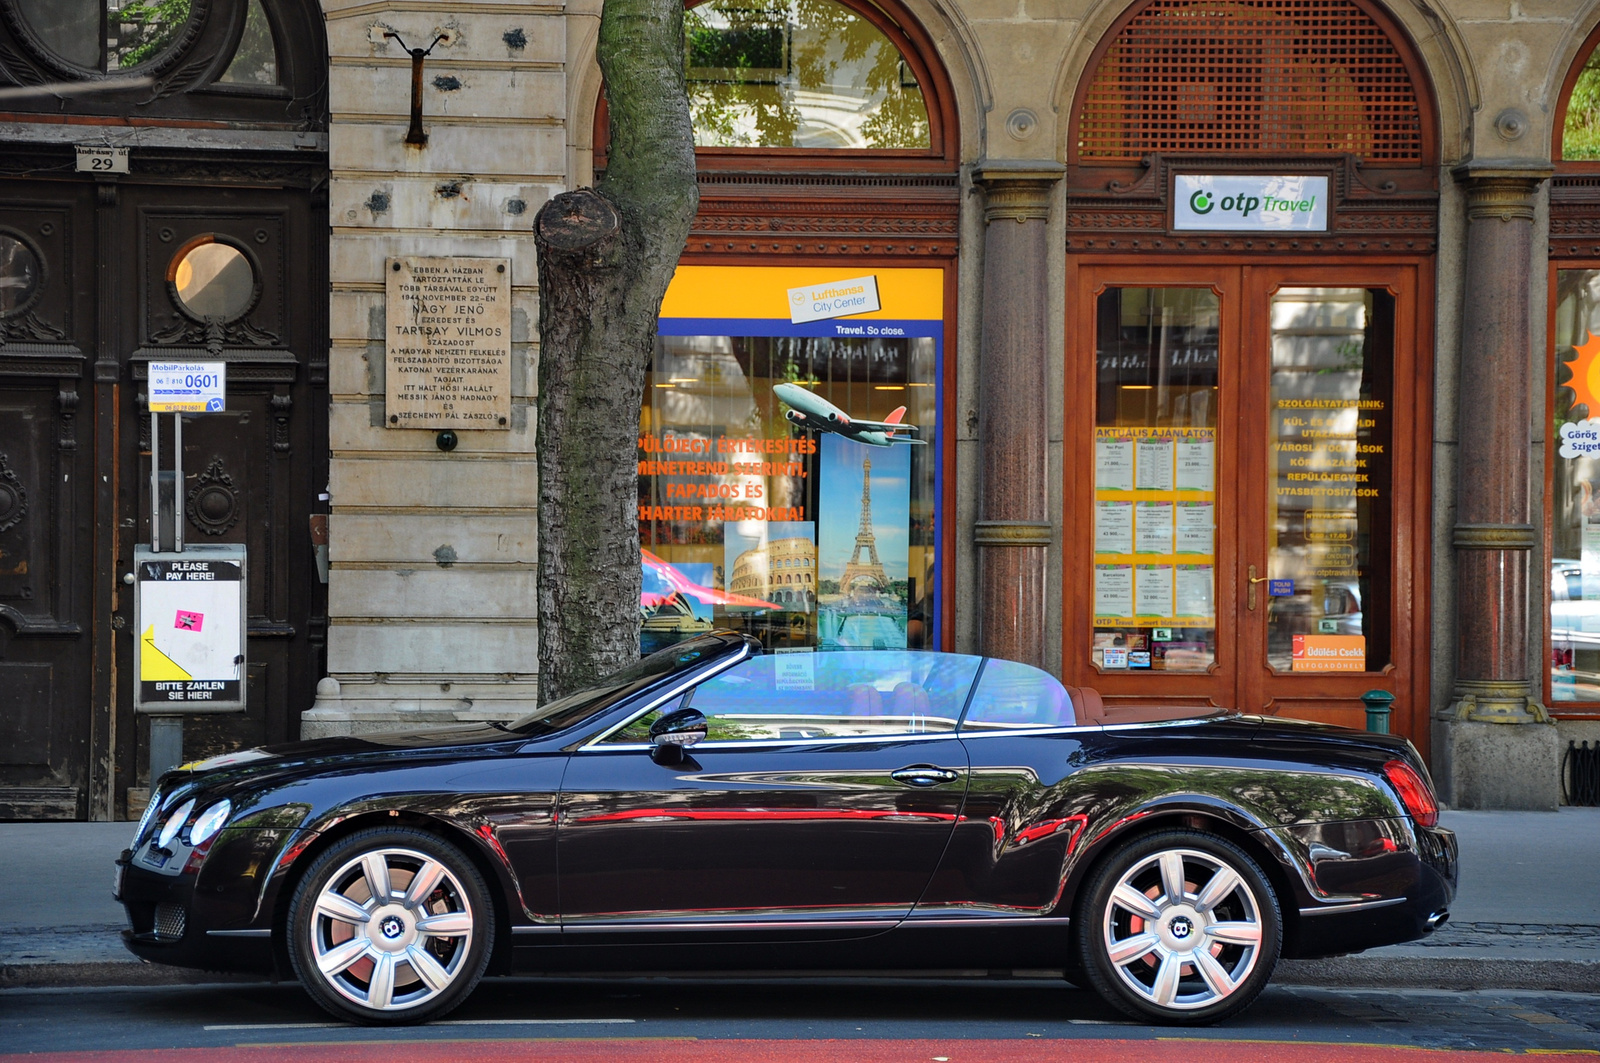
[{"left": 7, "top": 1040, "right": 1600, "bottom": 1063}]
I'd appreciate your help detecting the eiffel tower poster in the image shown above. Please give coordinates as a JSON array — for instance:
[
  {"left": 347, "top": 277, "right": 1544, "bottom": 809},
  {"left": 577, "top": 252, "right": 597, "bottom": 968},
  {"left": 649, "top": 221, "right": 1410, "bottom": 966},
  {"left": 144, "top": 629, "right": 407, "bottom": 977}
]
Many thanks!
[{"left": 817, "top": 434, "right": 910, "bottom": 648}]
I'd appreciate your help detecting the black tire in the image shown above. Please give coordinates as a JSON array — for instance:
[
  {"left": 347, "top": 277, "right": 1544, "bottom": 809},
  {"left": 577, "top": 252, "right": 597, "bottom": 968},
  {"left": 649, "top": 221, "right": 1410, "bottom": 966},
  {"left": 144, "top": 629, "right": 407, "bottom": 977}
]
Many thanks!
[
  {"left": 1073, "top": 828, "right": 1281, "bottom": 1025},
  {"left": 286, "top": 826, "right": 495, "bottom": 1024}
]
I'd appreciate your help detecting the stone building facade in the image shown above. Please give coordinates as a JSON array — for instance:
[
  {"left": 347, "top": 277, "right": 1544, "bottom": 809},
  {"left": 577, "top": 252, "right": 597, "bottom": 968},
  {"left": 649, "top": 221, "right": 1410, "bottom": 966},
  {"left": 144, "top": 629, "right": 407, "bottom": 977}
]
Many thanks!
[{"left": 4, "top": 0, "right": 1600, "bottom": 817}]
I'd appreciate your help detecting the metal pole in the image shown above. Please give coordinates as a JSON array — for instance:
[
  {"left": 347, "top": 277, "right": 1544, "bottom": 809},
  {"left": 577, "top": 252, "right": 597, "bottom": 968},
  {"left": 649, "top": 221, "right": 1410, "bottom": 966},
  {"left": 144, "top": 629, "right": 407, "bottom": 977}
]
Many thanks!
[
  {"left": 173, "top": 412, "right": 183, "bottom": 553},
  {"left": 150, "top": 406, "right": 159, "bottom": 552}
]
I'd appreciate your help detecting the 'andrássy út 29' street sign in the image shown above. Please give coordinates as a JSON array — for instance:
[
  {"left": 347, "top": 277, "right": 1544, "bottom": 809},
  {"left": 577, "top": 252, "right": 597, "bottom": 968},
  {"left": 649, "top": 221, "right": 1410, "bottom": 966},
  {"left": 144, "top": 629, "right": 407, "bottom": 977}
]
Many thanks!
[{"left": 1173, "top": 175, "right": 1330, "bottom": 232}]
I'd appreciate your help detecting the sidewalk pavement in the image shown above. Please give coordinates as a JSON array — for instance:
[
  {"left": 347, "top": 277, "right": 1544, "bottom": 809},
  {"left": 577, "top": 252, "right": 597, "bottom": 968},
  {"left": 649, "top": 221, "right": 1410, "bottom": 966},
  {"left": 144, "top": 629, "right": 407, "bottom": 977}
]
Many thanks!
[{"left": 3, "top": 809, "right": 1598, "bottom": 991}]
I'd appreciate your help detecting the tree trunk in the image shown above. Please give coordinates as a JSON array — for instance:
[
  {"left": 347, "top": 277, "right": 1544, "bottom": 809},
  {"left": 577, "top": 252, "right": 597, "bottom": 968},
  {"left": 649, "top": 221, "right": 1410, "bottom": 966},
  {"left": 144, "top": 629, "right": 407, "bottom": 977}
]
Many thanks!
[{"left": 533, "top": 0, "right": 698, "bottom": 701}]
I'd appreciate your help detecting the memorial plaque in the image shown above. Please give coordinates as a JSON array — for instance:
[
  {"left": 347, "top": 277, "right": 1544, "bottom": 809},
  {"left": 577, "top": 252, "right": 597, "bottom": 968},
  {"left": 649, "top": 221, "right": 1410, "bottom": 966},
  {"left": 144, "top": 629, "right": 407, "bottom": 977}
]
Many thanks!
[{"left": 385, "top": 256, "right": 512, "bottom": 430}]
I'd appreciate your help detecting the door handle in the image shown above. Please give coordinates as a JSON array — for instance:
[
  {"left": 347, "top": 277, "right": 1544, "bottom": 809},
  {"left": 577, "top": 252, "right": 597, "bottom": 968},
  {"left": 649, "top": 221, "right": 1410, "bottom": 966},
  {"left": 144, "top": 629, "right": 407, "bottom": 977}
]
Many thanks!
[
  {"left": 1247, "top": 564, "right": 1270, "bottom": 610},
  {"left": 891, "top": 765, "right": 960, "bottom": 787}
]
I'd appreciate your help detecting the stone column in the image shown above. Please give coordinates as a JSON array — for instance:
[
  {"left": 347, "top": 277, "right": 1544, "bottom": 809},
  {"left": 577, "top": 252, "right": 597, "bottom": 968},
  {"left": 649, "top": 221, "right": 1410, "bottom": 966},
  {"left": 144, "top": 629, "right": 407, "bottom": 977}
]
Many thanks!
[
  {"left": 973, "top": 164, "right": 1061, "bottom": 667},
  {"left": 1442, "top": 164, "right": 1559, "bottom": 809}
]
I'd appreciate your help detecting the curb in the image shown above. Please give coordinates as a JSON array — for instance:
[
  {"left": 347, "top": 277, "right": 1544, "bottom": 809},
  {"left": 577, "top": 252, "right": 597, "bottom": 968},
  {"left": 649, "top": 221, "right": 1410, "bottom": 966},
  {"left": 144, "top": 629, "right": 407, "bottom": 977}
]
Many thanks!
[
  {"left": 5, "top": 956, "right": 1599, "bottom": 994},
  {"left": 1276, "top": 955, "right": 1600, "bottom": 993}
]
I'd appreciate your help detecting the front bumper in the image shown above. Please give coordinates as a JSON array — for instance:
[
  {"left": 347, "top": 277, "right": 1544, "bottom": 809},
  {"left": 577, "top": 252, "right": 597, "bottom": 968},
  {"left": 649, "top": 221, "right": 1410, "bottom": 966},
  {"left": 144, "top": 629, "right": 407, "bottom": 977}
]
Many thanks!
[{"left": 115, "top": 826, "right": 311, "bottom": 973}]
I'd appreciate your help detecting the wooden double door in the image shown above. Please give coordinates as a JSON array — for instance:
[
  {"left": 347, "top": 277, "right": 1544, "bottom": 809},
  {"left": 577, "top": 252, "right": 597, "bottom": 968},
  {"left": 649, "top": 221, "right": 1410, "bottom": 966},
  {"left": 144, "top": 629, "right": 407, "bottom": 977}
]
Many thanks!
[
  {"left": 1066, "top": 260, "right": 1432, "bottom": 743},
  {"left": 0, "top": 164, "right": 327, "bottom": 820}
]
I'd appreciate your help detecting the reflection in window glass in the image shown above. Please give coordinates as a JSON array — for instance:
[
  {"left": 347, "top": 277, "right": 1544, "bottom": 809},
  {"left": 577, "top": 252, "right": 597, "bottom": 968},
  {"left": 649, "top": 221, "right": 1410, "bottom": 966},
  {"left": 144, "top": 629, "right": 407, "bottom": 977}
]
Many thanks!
[
  {"left": 219, "top": 0, "right": 278, "bottom": 85},
  {"left": 640, "top": 332, "right": 937, "bottom": 656},
  {"left": 685, "top": 0, "right": 931, "bottom": 148},
  {"left": 1551, "top": 271, "right": 1600, "bottom": 701},
  {"left": 1566, "top": 49, "right": 1600, "bottom": 161},
  {"left": 14, "top": 0, "right": 100, "bottom": 68},
  {"left": 14, "top": 0, "right": 193, "bottom": 70},
  {"left": 0, "top": 235, "right": 42, "bottom": 316},
  {"left": 171, "top": 240, "right": 255, "bottom": 320},
  {"left": 1266, "top": 289, "right": 1392, "bottom": 674},
  {"left": 1092, "top": 288, "right": 1219, "bottom": 673},
  {"left": 682, "top": 651, "right": 980, "bottom": 739},
  {"left": 960, "top": 659, "right": 1075, "bottom": 731}
]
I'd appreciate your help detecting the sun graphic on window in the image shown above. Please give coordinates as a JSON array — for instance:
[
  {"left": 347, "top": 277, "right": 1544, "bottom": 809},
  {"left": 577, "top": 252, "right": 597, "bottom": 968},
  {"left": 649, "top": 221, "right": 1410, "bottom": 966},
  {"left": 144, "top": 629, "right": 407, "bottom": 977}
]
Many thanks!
[{"left": 1566, "top": 331, "right": 1600, "bottom": 418}]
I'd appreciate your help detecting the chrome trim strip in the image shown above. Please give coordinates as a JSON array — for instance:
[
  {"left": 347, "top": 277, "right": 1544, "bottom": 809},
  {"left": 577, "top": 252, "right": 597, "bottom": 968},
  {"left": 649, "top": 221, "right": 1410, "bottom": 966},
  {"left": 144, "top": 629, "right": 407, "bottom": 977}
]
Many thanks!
[
  {"left": 206, "top": 929, "right": 272, "bottom": 938},
  {"left": 561, "top": 918, "right": 905, "bottom": 933},
  {"left": 958, "top": 725, "right": 1094, "bottom": 739},
  {"left": 581, "top": 643, "right": 754, "bottom": 748},
  {"left": 899, "top": 916, "right": 1074, "bottom": 928},
  {"left": 510, "top": 925, "right": 563, "bottom": 935},
  {"left": 582, "top": 730, "right": 968, "bottom": 753},
  {"left": 1097, "top": 715, "right": 1232, "bottom": 732},
  {"left": 1297, "top": 897, "right": 1408, "bottom": 917}
]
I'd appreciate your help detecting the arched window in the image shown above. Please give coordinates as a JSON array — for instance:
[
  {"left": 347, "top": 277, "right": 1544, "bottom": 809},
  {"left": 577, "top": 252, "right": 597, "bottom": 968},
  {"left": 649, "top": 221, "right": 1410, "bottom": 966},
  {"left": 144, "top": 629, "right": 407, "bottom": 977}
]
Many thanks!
[
  {"left": 0, "top": 0, "right": 324, "bottom": 125},
  {"left": 1073, "top": 0, "right": 1430, "bottom": 166},
  {"left": 1560, "top": 29, "right": 1600, "bottom": 161},
  {"left": 686, "top": 0, "right": 930, "bottom": 149}
]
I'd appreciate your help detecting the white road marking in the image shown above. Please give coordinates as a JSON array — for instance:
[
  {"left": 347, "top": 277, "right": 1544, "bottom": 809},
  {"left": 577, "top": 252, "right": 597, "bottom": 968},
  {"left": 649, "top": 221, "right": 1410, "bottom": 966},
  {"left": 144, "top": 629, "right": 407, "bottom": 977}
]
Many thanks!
[{"left": 204, "top": 1019, "right": 637, "bottom": 1031}]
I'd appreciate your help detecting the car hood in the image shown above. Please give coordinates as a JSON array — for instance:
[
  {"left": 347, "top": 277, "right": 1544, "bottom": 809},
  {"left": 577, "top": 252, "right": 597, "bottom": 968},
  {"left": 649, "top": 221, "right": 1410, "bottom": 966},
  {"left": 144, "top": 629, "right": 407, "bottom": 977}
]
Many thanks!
[{"left": 158, "top": 722, "right": 523, "bottom": 795}]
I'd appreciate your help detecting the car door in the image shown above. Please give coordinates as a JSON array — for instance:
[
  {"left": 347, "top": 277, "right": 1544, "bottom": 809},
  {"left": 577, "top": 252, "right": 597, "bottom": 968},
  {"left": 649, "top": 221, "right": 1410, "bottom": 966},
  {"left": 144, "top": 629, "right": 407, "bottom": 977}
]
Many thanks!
[{"left": 556, "top": 650, "right": 980, "bottom": 940}]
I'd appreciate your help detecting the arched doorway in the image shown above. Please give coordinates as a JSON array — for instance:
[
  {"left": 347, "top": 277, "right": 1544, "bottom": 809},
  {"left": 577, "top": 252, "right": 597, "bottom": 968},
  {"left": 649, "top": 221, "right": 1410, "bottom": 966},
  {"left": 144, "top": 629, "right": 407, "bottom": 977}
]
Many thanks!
[
  {"left": 0, "top": 0, "right": 328, "bottom": 818},
  {"left": 602, "top": 0, "right": 962, "bottom": 656},
  {"left": 1062, "top": 0, "right": 1439, "bottom": 745}
]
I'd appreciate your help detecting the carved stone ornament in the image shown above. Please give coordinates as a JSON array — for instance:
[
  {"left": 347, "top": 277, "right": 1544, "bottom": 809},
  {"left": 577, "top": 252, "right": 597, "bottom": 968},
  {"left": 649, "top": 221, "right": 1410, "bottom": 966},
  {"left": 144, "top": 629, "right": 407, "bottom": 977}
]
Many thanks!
[
  {"left": 0, "top": 450, "right": 27, "bottom": 533},
  {"left": 186, "top": 458, "right": 240, "bottom": 536}
]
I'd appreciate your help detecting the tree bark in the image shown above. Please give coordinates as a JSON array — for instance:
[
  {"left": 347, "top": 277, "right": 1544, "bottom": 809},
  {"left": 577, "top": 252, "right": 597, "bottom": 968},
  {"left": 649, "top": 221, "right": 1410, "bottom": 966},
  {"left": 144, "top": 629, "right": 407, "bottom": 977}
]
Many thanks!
[{"left": 533, "top": 0, "right": 698, "bottom": 701}]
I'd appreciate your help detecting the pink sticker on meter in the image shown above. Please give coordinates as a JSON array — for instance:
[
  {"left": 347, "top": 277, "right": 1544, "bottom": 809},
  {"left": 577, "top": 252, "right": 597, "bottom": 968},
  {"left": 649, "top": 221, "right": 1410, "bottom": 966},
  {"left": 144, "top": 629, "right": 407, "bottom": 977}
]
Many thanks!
[{"left": 175, "top": 610, "right": 204, "bottom": 632}]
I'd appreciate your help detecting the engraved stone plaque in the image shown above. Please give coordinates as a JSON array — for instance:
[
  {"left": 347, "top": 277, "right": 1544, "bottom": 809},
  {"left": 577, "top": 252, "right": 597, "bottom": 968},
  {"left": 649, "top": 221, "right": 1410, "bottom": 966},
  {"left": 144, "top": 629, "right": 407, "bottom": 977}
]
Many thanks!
[{"left": 385, "top": 256, "right": 511, "bottom": 430}]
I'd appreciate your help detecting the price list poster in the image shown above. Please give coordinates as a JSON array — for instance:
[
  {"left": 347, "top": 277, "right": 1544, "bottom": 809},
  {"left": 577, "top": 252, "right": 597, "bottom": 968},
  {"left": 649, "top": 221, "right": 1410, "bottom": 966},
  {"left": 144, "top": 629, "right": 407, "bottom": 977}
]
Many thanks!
[{"left": 1092, "top": 426, "right": 1215, "bottom": 669}]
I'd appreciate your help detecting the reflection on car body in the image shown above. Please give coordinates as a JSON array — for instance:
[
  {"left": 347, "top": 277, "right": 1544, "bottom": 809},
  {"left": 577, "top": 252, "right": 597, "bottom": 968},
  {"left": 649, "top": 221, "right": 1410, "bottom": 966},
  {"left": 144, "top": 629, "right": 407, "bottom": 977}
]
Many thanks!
[{"left": 115, "top": 631, "right": 1455, "bottom": 1028}]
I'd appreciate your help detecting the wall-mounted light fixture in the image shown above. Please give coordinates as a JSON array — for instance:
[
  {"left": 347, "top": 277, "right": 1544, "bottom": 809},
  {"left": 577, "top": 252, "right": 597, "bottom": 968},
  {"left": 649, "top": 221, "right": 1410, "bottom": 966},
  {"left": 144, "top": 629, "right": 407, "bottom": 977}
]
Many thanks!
[{"left": 384, "top": 31, "right": 447, "bottom": 147}]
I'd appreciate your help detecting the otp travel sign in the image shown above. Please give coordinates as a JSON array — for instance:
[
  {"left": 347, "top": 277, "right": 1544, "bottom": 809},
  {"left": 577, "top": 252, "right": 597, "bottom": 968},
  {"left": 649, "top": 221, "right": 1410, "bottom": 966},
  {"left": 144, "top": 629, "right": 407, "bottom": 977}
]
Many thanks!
[{"left": 1173, "top": 175, "right": 1329, "bottom": 232}]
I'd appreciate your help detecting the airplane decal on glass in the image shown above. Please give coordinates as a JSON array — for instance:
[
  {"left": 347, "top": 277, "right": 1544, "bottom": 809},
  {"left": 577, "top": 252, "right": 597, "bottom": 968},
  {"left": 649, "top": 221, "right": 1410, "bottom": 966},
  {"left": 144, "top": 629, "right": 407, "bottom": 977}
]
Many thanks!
[{"left": 772, "top": 383, "right": 926, "bottom": 448}]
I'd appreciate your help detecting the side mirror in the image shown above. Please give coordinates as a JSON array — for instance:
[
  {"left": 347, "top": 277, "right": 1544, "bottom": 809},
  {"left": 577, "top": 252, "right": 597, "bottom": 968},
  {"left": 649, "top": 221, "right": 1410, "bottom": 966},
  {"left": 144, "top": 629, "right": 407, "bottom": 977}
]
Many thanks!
[{"left": 649, "top": 708, "right": 708, "bottom": 765}]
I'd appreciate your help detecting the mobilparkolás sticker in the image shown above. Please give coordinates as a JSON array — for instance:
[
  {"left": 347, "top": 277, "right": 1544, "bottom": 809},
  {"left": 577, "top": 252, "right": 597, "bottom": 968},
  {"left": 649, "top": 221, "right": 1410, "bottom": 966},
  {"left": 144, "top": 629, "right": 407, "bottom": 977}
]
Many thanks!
[{"left": 1173, "top": 175, "right": 1329, "bottom": 232}]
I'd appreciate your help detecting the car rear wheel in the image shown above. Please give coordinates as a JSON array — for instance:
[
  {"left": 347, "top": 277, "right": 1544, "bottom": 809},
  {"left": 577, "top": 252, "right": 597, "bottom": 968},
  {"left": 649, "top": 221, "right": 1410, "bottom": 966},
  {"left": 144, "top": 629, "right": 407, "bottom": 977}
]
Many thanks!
[
  {"left": 1074, "top": 829, "right": 1281, "bottom": 1025},
  {"left": 287, "top": 827, "right": 494, "bottom": 1024}
]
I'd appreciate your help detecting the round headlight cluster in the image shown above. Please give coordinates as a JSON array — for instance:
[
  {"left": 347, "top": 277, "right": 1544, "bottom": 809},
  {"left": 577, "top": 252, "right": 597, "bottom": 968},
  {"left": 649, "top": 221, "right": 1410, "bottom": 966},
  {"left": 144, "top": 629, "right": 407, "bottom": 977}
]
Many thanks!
[
  {"left": 156, "top": 799, "right": 195, "bottom": 850},
  {"left": 189, "top": 800, "right": 232, "bottom": 846}
]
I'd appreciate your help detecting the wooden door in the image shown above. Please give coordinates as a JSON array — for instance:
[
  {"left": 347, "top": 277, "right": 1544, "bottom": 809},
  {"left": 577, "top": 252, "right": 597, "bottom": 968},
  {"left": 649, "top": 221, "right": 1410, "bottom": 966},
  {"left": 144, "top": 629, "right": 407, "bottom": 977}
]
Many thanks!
[
  {"left": 0, "top": 182, "right": 99, "bottom": 819},
  {"left": 1068, "top": 259, "right": 1431, "bottom": 743},
  {"left": 112, "top": 182, "right": 329, "bottom": 791}
]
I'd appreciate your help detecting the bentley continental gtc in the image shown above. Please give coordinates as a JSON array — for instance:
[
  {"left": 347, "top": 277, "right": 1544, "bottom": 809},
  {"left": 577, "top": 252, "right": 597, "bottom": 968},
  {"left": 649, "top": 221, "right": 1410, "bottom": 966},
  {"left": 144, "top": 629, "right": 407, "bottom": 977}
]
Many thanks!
[{"left": 115, "top": 631, "right": 1456, "bottom": 1025}]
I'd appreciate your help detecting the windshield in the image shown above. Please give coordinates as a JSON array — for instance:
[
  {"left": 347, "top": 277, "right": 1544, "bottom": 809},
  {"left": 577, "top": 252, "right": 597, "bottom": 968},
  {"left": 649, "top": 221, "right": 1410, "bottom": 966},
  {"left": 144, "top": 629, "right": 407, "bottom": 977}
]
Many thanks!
[{"left": 506, "top": 631, "right": 748, "bottom": 735}]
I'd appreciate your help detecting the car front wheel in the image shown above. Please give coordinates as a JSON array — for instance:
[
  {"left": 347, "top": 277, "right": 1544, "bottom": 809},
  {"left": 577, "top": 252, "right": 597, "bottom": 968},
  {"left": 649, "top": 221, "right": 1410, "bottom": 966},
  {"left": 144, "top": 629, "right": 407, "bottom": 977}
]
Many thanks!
[
  {"left": 1075, "top": 828, "right": 1281, "bottom": 1025},
  {"left": 287, "top": 827, "right": 494, "bottom": 1024}
]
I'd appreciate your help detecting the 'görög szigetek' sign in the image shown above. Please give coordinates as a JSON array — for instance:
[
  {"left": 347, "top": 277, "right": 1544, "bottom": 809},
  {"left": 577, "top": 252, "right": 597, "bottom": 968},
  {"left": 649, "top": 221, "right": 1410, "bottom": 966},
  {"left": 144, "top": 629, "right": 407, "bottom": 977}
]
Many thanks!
[{"left": 1173, "top": 175, "right": 1329, "bottom": 232}]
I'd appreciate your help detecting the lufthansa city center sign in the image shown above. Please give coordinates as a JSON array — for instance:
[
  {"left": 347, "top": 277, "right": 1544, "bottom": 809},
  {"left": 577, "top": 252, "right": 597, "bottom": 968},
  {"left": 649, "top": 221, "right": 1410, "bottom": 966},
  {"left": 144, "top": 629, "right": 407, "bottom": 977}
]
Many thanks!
[{"left": 1173, "top": 175, "right": 1329, "bottom": 232}]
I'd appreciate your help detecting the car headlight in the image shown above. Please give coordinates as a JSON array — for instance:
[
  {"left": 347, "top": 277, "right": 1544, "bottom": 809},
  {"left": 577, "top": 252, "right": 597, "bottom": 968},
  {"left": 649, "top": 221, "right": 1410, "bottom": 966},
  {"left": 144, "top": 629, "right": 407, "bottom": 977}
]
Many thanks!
[
  {"left": 189, "top": 800, "right": 232, "bottom": 846},
  {"left": 156, "top": 798, "right": 195, "bottom": 850}
]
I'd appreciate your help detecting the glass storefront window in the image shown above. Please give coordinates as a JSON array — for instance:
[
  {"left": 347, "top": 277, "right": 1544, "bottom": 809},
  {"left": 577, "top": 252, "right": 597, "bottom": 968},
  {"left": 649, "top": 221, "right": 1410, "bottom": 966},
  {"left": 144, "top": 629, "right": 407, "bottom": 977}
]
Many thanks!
[
  {"left": 1092, "top": 288, "right": 1219, "bottom": 673},
  {"left": 640, "top": 267, "right": 942, "bottom": 656},
  {"left": 685, "top": 0, "right": 931, "bottom": 149},
  {"left": 1551, "top": 271, "right": 1600, "bottom": 701},
  {"left": 1265, "top": 288, "right": 1393, "bottom": 674}
]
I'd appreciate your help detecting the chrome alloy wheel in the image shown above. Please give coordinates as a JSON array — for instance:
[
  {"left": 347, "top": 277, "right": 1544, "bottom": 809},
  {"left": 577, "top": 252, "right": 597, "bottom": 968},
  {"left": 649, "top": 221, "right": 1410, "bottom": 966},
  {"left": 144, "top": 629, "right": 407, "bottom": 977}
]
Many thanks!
[
  {"left": 1100, "top": 847, "right": 1264, "bottom": 1011},
  {"left": 308, "top": 847, "right": 475, "bottom": 1012}
]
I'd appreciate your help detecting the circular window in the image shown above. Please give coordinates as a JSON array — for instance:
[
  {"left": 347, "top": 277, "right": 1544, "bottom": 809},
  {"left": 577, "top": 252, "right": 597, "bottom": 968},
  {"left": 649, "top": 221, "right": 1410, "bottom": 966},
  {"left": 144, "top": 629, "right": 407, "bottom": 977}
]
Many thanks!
[
  {"left": 9, "top": 0, "right": 199, "bottom": 73},
  {"left": 0, "top": 232, "right": 42, "bottom": 317},
  {"left": 170, "top": 238, "right": 256, "bottom": 321}
]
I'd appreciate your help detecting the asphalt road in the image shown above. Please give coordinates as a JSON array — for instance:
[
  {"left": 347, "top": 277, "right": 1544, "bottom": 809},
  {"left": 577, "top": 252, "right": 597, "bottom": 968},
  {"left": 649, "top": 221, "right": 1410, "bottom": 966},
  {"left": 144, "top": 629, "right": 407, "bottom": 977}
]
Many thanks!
[{"left": 3, "top": 976, "right": 1599, "bottom": 1060}]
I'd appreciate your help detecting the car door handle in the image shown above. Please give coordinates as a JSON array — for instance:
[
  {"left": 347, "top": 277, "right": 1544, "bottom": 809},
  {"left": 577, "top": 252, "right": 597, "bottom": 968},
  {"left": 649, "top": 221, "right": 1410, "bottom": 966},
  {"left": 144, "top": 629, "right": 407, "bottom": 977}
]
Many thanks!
[{"left": 891, "top": 765, "right": 960, "bottom": 787}]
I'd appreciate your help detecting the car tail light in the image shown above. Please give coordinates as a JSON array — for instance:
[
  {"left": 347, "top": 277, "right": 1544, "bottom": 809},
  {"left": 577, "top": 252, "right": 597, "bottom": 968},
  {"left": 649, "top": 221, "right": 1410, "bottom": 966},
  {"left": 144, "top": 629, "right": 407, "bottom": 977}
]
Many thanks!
[{"left": 1384, "top": 759, "right": 1438, "bottom": 827}]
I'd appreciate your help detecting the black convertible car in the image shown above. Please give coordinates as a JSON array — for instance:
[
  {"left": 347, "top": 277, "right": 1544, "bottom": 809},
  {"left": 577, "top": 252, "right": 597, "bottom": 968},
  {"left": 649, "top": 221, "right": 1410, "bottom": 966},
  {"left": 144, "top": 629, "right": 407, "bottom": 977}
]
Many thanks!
[{"left": 116, "top": 631, "right": 1455, "bottom": 1026}]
